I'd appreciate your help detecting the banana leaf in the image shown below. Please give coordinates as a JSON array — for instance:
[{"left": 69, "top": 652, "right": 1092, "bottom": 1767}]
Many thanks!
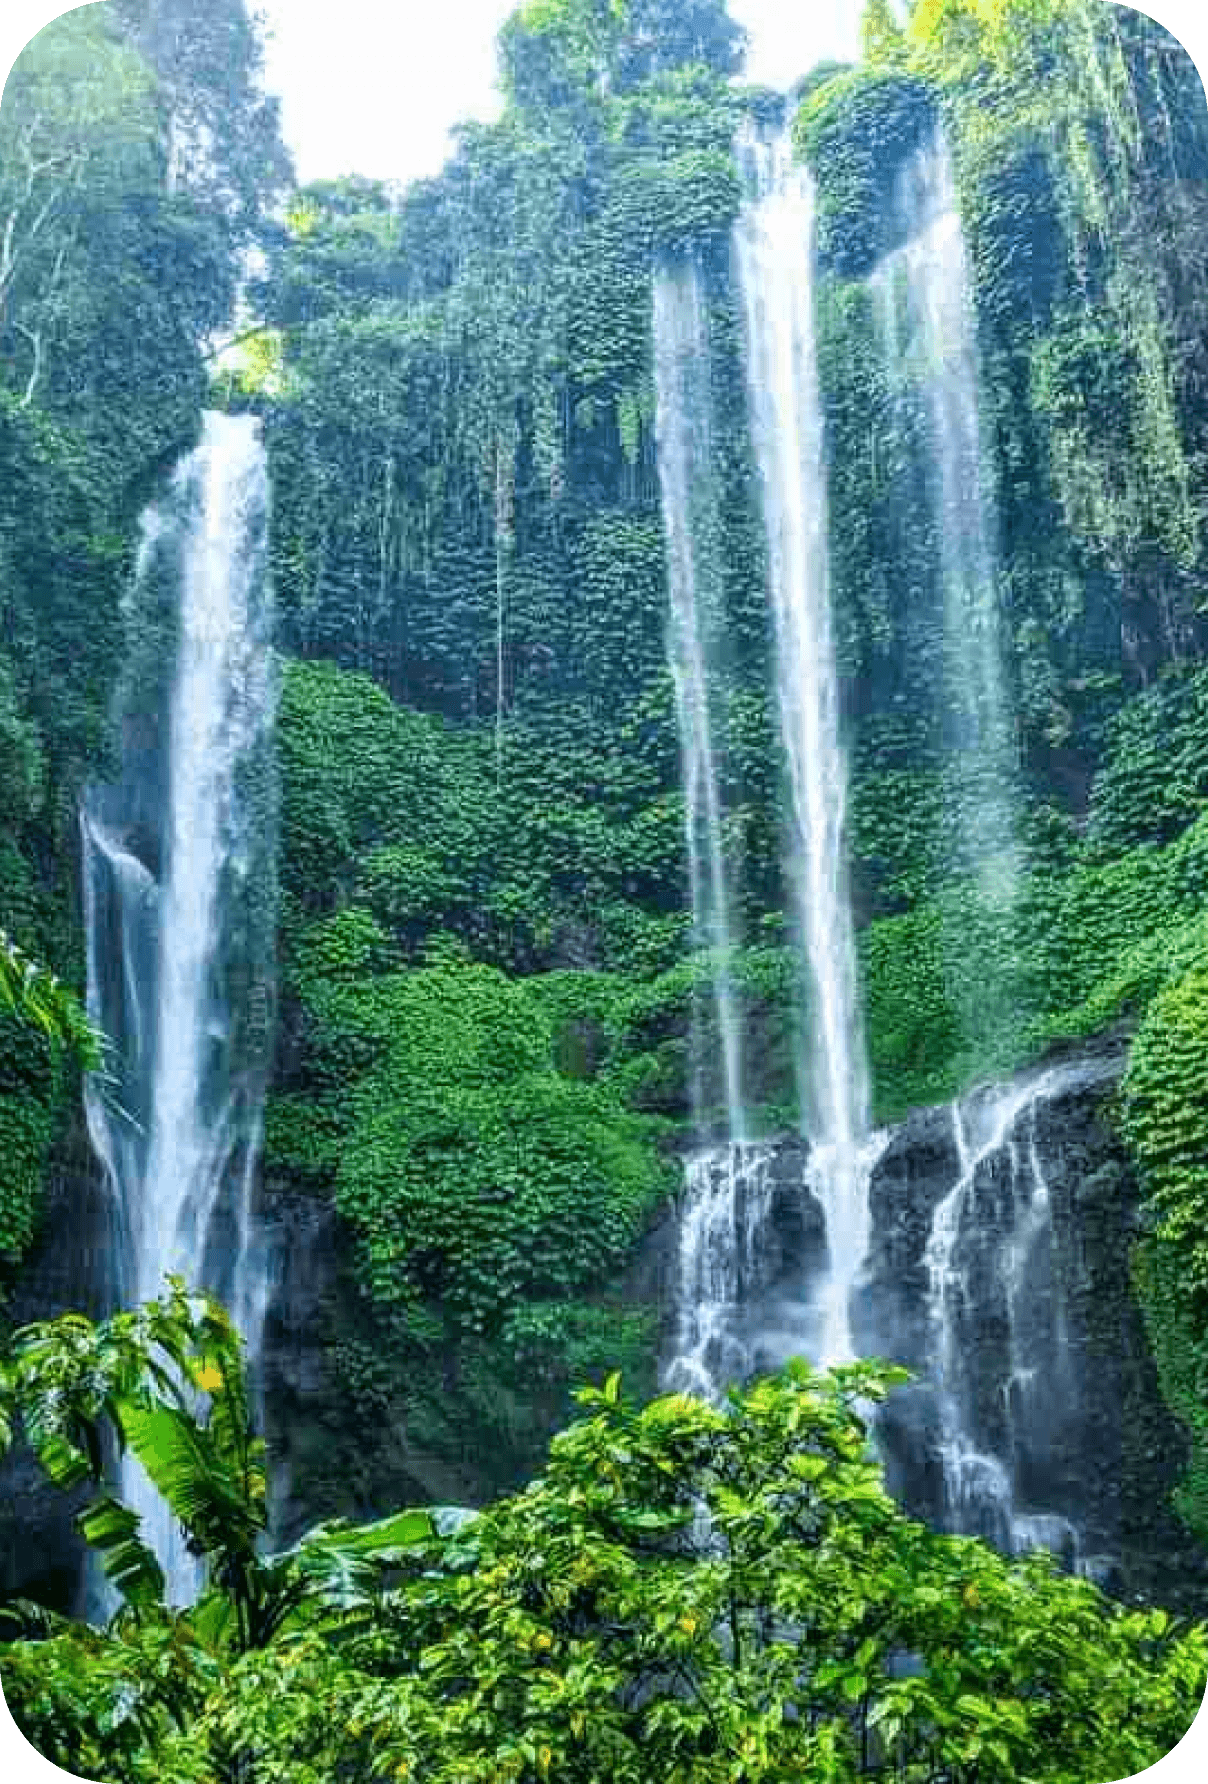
[{"left": 77, "top": 1495, "right": 165, "bottom": 1611}]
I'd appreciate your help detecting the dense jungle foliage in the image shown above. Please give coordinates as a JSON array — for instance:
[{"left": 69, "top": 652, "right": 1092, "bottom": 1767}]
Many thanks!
[
  {"left": 4, "top": 0, "right": 1208, "bottom": 1773},
  {"left": 1, "top": 1287, "right": 1205, "bottom": 1782}
]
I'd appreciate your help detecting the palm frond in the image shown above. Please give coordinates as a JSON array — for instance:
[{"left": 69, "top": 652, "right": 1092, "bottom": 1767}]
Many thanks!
[
  {"left": 77, "top": 1494, "right": 166, "bottom": 1611},
  {"left": 115, "top": 1397, "right": 266, "bottom": 1569},
  {"left": 0, "top": 927, "right": 101, "bottom": 1067}
]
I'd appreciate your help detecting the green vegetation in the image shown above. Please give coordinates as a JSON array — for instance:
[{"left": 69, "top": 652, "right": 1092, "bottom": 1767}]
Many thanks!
[
  {"left": 1123, "top": 967, "right": 1208, "bottom": 1544},
  {"left": 0, "top": 935, "right": 99, "bottom": 1268},
  {"left": 5, "top": 0, "right": 1208, "bottom": 1764},
  {"left": 2, "top": 1292, "right": 1203, "bottom": 1783}
]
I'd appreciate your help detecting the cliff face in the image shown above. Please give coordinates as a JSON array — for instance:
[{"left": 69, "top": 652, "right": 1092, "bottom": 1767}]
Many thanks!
[
  {"left": 853, "top": 1037, "right": 1208, "bottom": 1611},
  {"left": 0, "top": 1119, "right": 113, "bottom": 1611}
]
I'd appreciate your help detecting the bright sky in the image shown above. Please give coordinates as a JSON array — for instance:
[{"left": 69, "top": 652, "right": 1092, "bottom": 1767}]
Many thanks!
[{"left": 255, "top": 0, "right": 865, "bottom": 187}]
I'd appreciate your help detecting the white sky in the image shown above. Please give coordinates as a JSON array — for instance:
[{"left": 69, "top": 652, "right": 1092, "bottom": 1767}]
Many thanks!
[{"left": 255, "top": 0, "right": 865, "bottom": 187}]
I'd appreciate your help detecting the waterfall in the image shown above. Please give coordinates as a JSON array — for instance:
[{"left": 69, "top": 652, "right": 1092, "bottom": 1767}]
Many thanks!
[
  {"left": 871, "top": 138, "right": 1021, "bottom": 912},
  {"left": 82, "top": 411, "right": 277, "bottom": 1603},
  {"left": 923, "top": 1057, "right": 1117, "bottom": 1559},
  {"left": 653, "top": 259, "right": 748, "bottom": 1144},
  {"left": 655, "top": 260, "right": 763, "bottom": 1397},
  {"left": 735, "top": 122, "right": 876, "bottom": 1366},
  {"left": 665, "top": 1142, "right": 777, "bottom": 1398}
]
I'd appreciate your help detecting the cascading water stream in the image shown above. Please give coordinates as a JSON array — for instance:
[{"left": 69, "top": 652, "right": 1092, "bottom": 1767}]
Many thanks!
[
  {"left": 82, "top": 411, "right": 276, "bottom": 1604},
  {"left": 924, "top": 1056, "right": 1119, "bottom": 1559},
  {"left": 870, "top": 138, "right": 1021, "bottom": 911},
  {"left": 653, "top": 260, "right": 747, "bottom": 1144},
  {"left": 735, "top": 122, "right": 879, "bottom": 1366},
  {"left": 653, "top": 260, "right": 759, "bottom": 1395}
]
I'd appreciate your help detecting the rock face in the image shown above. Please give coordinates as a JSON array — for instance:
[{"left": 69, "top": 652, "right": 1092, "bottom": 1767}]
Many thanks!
[
  {"left": 852, "top": 1038, "right": 1208, "bottom": 1611},
  {"left": 655, "top": 1035, "right": 1208, "bottom": 1611},
  {"left": 661, "top": 1139, "right": 830, "bottom": 1395},
  {"left": 256, "top": 1178, "right": 495, "bottom": 1544}
]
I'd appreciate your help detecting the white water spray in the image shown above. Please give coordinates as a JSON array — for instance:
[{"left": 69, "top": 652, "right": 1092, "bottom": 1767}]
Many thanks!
[
  {"left": 871, "top": 138, "right": 1020, "bottom": 906},
  {"left": 735, "top": 122, "right": 875, "bottom": 1364},
  {"left": 83, "top": 411, "right": 276, "bottom": 1603},
  {"left": 653, "top": 260, "right": 748, "bottom": 1143},
  {"left": 665, "top": 1142, "right": 778, "bottom": 1398}
]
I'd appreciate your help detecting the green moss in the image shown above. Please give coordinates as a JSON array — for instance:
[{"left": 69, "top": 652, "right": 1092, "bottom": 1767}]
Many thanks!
[
  {"left": 1122, "top": 965, "right": 1208, "bottom": 1542},
  {"left": 795, "top": 68, "right": 938, "bottom": 277},
  {"left": 0, "top": 1016, "right": 59, "bottom": 1269},
  {"left": 1086, "top": 667, "right": 1208, "bottom": 855}
]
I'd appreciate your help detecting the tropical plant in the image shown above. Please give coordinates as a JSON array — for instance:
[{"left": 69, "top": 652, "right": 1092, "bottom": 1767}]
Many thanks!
[
  {"left": 0, "top": 1283, "right": 447, "bottom": 1653},
  {"left": 0, "top": 929, "right": 100, "bottom": 1066},
  {"left": 3, "top": 1337, "right": 1202, "bottom": 1782}
]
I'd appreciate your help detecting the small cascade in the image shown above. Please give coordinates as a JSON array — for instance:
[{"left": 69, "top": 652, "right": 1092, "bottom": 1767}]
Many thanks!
[
  {"left": 735, "top": 121, "right": 875, "bottom": 1365},
  {"left": 664, "top": 1143, "right": 778, "bottom": 1399},
  {"left": 923, "top": 1057, "right": 1117, "bottom": 1557},
  {"left": 870, "top": 138, "right": 1021, "bottom": 912},
  {"left": 82, "top": 411, "right": 277, "bottom": 1603}
]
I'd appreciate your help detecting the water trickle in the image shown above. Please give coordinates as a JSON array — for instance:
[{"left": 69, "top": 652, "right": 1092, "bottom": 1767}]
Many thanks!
[
  {"left": 871, "top": 137, "right": 1020, "bottom": 910},
  {"left": 735, "top": 121, "right": 874, "bottom": 1364},
  {"left": 924, "top": 1058, "right": 1117, "bottom": 1555},
  {"left": 82, "top": 411, "right": 277, "bottom": 1603}
]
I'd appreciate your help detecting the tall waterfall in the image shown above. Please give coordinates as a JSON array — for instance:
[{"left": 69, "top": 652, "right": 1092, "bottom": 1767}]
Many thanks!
[
  {"left": 871, "top": 139, "right": 1021, "bottom": 909},
  {"left": 653, "top": 260, "right": 747, "bottom": 1143},
  {"left": 82, "top": 411, "right": 276, "bottom": 1602},
  {"left": 735, "top": 123, "right": 876, "bottom": 1366},
  {"left": 653, "top": 259, "right": 764, "bottom": 1395}
]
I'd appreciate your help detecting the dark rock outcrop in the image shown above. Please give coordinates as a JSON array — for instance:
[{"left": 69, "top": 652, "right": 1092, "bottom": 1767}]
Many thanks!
[{"left": 852, "top": 1039, "right": 1208, "bottom": 1611}]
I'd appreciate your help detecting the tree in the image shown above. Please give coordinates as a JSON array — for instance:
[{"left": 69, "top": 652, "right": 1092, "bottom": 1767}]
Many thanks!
[
  {"left": 862, "top": 0, "right": 907, "bottom": 66},
  {"left": 0, "top": 6, "right": 161, "bottom": 412},
  {"left": 2, "top": 1326, "right": 1204, "bottom": 1782},
  {"left": 613, "top": 0, "right": 746, "bottom": 89},
  {"left": 109, "top": 0, "right": 292, "bottom": 238}
]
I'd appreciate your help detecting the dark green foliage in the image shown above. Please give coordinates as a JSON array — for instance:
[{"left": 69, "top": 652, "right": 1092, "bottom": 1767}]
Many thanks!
[
  {"left": 1123, "top": 965, "right": 1208, "bottom": 1542},
  {"left": 0, "top": 1017, "right": 59, "bottom": 1270},
  {"left": 0, "top": 932, "right": 97, "bottom": 1270},
  {"left": 796, "top": 68, "right": 939, "bottom": 276},
  {"left": 298, "top": 958, "right": 668, "bottom": 1328},
  {"left": 1087, "top": 665, "right": 1208, "bottom": 853},
  {"left": 3, "top": 1330, "right": 1203, "bottom": 1783},
  {"left": 276, "top": 659, "right": 489, "bottom": 926},
  {"left": 861, "top": 904, "right": 965, "bottom": 1117}
]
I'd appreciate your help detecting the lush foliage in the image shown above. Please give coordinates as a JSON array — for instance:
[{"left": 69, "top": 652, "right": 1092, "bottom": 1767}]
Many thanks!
[
  {"left": 3, "top": 1298, "right": 1204, "bottom": 1782},
  {"left": 1122, "top": 965, "right": 1208, "bottom": 1542},
  {"left": 0, "top": 932, "right": 98, "bottom": 1266}
]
